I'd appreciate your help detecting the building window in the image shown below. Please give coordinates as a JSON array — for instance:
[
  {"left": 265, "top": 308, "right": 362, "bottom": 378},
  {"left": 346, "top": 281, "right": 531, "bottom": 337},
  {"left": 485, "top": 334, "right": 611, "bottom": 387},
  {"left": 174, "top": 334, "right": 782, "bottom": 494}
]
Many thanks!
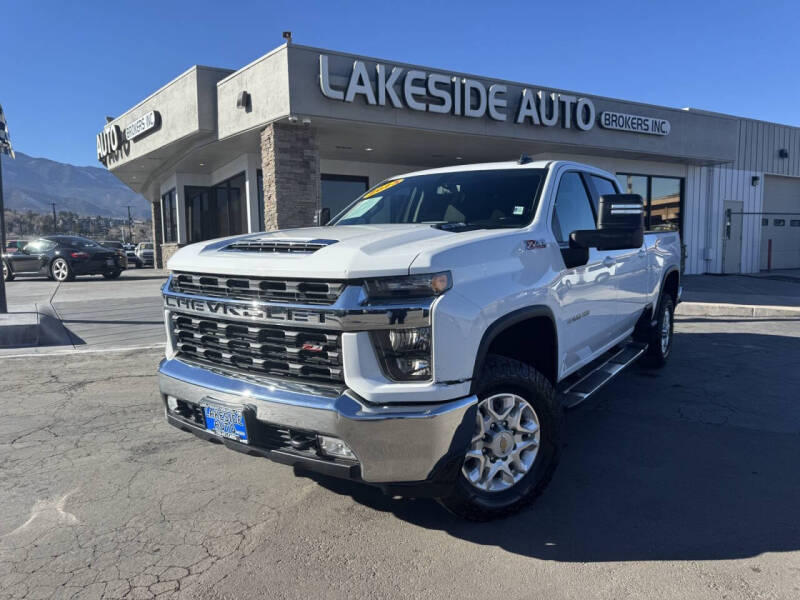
[
  {"left": 791, "top": 220, "right": 800, "bottom": 227},
  {"left": 762, "top": 218, "right": 769, "bottom": 226},
  {"left": 161, "top": 189, "right": 177, "bottom": 243},
  {"left": 616, "top": 173, "right": 683, "bottom": 233},
  {"left": 322, "top": 174, "right": 369, "bottom": 219},
  {"left": 184, "top": 172, "right": 248, "bottom": 244},
  {"left": 774, "top": 219, "right": 786, "bottom": 226}
]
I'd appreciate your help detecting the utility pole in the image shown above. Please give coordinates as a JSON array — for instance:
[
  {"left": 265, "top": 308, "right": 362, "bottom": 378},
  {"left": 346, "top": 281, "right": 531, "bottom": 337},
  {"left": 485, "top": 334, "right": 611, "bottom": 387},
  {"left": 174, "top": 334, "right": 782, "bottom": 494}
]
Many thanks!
[
  {"left": 0, "top": 152, "right": 7, "bottom": 313},
  {"left": 127, "top": 205, "right": 133, "bottom": 243},
  {"left": 51, "top": 202, "right": 57, "bottom": 234}
]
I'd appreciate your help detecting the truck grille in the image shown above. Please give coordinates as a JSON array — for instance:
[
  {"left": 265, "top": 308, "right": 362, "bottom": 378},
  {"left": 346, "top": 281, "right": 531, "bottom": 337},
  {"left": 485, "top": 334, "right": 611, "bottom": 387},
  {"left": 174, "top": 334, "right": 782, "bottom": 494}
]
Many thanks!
[
  {"left": 171, "top": 272, "right": 345, "bottom": 305},
  {"left": 171, "top": 312, "right": 343, "bottom": 383}
]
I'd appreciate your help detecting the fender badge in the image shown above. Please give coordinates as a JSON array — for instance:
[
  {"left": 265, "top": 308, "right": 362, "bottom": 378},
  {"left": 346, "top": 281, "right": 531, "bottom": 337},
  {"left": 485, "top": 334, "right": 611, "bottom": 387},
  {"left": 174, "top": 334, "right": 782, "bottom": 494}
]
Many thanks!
[{"left": 525, "top": 240, "right": 547, "bottom": 250}]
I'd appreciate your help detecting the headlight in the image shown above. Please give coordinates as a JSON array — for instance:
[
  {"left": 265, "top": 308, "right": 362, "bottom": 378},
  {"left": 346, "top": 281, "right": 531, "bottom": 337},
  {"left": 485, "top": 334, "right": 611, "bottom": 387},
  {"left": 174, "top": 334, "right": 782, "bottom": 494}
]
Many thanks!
[
  {"left": 370, "top": 326, "right": 431, "bottom": 381},
  {"left": 364, "top": 272, "right": 452, "bottom": 300}
]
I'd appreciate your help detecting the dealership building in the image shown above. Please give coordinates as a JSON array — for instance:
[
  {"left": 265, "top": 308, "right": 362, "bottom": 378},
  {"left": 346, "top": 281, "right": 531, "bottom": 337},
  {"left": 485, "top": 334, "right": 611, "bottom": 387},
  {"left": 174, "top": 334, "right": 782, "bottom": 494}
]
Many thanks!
[{"left": 97, "top": 42, "right": 800, "bottom": 273}]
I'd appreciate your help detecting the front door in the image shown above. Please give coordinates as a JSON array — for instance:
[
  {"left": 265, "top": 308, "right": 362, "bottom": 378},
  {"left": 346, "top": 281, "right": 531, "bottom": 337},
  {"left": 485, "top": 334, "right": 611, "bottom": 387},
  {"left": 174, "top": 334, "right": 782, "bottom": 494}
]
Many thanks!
[
  {"left": 550, "top": 170, "right": 619, "bottom": 376},
  {"left": 11, "top": 241, "right": 46, "bottom": 273},
  {"left": 722, "top": 200, "right": 743, "bottom": 274}
]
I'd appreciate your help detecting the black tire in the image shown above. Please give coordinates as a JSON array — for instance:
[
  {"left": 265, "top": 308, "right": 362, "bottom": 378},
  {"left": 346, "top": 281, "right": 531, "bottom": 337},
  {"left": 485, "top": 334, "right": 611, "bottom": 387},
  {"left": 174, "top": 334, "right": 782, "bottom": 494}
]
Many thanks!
[
  {"left": 103, "top": 271, "right": 122, "bottom": 280},
  {"left": 640, "top": 295, "right": 674, "bottom": 368},
  {"left": 2, "top": 260, "right": 13, "bottom": 282},
  {"left": 437, "top": 355, "right": 561, "bottom": 521},
  {"left": 50, "top": 257, "right": 75, "bottom": 282}
]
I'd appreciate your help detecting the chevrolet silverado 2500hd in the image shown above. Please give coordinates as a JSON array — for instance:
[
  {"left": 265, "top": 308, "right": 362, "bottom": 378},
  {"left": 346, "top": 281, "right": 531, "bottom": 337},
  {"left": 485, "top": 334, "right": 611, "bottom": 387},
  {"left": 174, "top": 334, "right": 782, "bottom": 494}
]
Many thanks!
[{"left": 159, "top": 158, "right": 681, "bottom": 520}]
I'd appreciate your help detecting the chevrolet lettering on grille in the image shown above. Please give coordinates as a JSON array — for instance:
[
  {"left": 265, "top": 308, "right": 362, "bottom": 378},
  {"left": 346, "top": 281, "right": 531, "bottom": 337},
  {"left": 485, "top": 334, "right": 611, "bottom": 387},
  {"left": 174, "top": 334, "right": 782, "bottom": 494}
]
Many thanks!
[{"left": 164, "top": 295, "right": 330, "bottom": 325}]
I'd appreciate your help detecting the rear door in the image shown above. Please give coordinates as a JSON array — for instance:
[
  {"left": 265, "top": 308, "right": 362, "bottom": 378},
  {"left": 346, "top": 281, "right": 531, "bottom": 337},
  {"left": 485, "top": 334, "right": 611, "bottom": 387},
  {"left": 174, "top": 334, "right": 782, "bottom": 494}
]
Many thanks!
[
  {"left": 550, "top": 170, "right": 620, "bottom": 373},
  {"left": 588, "top": 174, "right": 649, "bottom": 332}
]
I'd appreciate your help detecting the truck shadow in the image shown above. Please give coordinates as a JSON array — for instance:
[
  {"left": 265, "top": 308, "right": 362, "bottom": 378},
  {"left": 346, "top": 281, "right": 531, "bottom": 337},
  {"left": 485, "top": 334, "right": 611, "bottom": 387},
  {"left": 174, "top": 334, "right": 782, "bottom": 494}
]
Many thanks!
[{"left": 306, "top": 328, "right": 800, "bottom": 562}]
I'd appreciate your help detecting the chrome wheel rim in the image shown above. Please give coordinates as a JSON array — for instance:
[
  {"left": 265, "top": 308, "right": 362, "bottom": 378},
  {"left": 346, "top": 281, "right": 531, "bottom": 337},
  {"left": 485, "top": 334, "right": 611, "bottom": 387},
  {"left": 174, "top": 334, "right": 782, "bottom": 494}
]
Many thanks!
[
  {"left": 660, "top": 306, "right": 671, "bottom": 355},
  {"left": 53, "top": 260, "right": 68, "bottom": 281},
  {"left": 462, "top": 393, "right": 540, "bottom": 492}
]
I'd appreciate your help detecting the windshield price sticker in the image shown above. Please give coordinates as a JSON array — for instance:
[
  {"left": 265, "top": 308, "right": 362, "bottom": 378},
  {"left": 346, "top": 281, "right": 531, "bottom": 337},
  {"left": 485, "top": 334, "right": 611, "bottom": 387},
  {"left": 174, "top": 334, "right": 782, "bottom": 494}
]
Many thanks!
[{"left": 364, "top": 179, "right": 404, "bottom": 199}]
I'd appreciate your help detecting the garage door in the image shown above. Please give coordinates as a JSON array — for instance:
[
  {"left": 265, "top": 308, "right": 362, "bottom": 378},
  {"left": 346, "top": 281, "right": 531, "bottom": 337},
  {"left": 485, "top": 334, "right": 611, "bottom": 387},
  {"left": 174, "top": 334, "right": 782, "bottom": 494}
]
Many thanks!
[{"left": 761, "top": 175, "right": 800, "bottom": 270}]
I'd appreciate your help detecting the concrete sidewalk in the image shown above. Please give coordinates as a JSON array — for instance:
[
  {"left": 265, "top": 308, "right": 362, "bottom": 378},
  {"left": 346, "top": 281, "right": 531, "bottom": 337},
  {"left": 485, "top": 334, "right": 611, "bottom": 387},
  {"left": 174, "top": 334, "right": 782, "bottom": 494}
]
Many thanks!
[{"left": 679, "top": 270, "right": 800, "bottom": 318}]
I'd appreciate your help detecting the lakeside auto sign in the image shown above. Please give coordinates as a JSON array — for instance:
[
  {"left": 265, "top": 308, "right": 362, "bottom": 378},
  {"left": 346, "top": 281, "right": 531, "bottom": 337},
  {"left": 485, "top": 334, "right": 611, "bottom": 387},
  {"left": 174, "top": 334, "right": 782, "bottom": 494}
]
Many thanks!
[
  {"left": 96, "top": 110, "right": 160, "bottom": 165},
  {"left": 318, "top": 55, "right": 670, "bottom": 136}
]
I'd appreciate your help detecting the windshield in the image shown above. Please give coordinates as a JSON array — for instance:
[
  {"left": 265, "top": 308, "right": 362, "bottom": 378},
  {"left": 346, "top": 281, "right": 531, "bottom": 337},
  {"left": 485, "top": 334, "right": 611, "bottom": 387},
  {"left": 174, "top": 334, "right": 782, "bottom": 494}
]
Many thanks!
[
  {"left": 50, "top": 236, "right": 101, "bottom": 248},
  {"left": 331, "top": 169, "right": 545, "bottom": 229}
]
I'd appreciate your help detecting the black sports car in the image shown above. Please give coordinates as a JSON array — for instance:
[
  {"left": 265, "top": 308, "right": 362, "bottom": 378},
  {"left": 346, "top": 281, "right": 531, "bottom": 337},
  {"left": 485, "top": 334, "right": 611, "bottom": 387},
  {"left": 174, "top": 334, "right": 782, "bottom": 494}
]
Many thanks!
[{"left": 2, "top": 236, "right": 126, "bottom": 282}]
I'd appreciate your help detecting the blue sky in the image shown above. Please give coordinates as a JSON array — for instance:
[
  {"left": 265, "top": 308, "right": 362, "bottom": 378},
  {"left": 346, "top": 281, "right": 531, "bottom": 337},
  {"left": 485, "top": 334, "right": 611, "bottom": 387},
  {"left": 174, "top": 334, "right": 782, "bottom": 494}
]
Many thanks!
[{"left": 4, "top": 0, "right": 800, "bottom": 167}]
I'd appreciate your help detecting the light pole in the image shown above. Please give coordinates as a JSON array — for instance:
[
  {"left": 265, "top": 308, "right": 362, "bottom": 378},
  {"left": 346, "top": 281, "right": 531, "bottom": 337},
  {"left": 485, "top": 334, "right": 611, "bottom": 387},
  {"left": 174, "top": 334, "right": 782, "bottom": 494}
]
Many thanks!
[
  {"left": 0, "top": 152, "right": 7, "bottom": 313},
  {"left": 51, "top": 202, "right": 57, "bottom": 234},
  {"left": 127, "top": 205, "right": 133, "bottom": 243}
]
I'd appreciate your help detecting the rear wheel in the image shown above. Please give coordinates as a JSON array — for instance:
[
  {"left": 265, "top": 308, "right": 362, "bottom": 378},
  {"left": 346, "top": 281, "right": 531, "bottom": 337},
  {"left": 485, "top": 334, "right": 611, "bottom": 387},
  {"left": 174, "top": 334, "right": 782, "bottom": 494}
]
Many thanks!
[
  {"left": 50, "top": 258, "right": 74, "bottom": 282},
  {"left": 437, "top": 355, "right": 561, "bottom": 521},
  {"left": 2, "top": 261, "right": 13, "bottom": 281},
  {"left": 640, "top": 295, "right": 674, "bottom": 368}
]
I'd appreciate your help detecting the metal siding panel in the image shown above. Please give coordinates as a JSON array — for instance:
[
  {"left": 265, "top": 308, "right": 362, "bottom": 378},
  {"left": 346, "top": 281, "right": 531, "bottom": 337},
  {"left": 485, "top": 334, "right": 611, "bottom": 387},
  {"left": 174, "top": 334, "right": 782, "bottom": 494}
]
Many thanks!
[
  {"left": 692, "top": 167, "right": 705, "bottom": 272},
  {"left": 685, "top": 166, "right": 697, "bottom": 273},
  {"left": 715, "top": 167, "right": 726, "bottom": 272},
  {"left": 692, "top": 167, "right": 703, "bottom": 272}
]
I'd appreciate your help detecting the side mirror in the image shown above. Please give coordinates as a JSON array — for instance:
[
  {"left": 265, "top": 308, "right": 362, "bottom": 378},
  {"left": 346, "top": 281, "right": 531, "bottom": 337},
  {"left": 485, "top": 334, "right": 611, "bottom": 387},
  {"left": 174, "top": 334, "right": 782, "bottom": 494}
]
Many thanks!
[
  {"left": 570, "top": 194, "right": 644, "bottom": 251},
  {"left": 315, "top": 207, "right": 331, "bottom": 226}
]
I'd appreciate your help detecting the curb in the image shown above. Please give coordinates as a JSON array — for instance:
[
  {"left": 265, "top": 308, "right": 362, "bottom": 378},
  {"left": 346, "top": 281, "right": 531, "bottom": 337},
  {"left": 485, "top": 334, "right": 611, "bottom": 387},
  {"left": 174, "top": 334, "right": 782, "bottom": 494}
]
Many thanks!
[
  {"left": 676, "top": 302, "right": 800, "bottom": 318},
  {"left": 0, "top": 303, "right": 74, "bottom": 350}
]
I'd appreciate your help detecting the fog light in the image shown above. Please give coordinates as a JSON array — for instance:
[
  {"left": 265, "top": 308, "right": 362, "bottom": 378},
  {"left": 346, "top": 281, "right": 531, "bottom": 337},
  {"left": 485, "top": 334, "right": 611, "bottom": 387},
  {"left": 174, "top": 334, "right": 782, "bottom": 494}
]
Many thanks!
[
  {"left": 318, "top": 435, "right": 356, "bottom": 460},
  {"left": 166, "top": 395, "right": 178, "bottom": 411}
]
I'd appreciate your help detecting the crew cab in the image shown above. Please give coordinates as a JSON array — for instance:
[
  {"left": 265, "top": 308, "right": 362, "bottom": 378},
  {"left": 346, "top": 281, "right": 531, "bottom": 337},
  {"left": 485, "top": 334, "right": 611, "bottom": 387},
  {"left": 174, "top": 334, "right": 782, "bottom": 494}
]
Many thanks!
[{"left": 158, "top": 159, "right": 680, "bottom": 520}]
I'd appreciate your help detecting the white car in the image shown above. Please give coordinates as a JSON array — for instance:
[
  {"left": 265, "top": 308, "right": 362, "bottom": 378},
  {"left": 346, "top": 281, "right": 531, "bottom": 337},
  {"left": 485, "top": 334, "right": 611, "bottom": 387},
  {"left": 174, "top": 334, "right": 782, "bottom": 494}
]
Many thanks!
[
  {"left": 158, "top": 158, "right": 681, "bottom": 520},
  {"left": 135, "top": 242, "right": 154, "bottom": 267}
]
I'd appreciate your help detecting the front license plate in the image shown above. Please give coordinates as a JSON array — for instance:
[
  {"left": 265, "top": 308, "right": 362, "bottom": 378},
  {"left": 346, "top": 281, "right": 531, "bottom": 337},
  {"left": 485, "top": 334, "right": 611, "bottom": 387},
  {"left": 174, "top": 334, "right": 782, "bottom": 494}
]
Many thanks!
[
  {"left": 202, "top": 402, "right": 248, "bottom": 444},
  {"left": 106, "top": 258, "right": 114, "bottom": 266}
]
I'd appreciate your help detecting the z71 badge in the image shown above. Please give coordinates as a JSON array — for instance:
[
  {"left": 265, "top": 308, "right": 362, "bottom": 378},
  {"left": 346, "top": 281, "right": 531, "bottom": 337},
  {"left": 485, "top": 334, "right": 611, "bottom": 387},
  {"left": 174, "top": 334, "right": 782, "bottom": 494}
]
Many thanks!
[{"left": 525, "top": 239, "right": 547, "bottom": 250}]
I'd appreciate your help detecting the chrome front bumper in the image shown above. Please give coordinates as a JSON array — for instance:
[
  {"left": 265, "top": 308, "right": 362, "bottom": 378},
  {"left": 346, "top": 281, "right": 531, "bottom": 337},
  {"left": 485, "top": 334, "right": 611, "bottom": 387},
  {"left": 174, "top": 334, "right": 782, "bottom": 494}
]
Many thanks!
[{"left": 159, "top": 357, "right": 477, "bottom": 484}]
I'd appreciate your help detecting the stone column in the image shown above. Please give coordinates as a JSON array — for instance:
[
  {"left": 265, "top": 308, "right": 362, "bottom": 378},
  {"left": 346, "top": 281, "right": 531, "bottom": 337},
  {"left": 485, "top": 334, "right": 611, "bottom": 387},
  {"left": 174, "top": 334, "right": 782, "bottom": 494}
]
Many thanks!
[
  {"left": 151, "top": 199, "right": 164, "bottom": 268},
  {"left": 260, "top": 123, "right": 320, "bottom": 231}
]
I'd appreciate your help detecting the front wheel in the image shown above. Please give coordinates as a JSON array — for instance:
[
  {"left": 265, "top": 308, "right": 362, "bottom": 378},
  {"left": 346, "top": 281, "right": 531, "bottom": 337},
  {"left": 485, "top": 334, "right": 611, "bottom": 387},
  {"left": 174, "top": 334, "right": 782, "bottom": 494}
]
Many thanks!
[
  {"left": 50, "top": 258, "right": 74, "bottom": 282},
  {"left": 437, "top": 355, "right": 561, "bottom": 521},
  {"left": 2, "top": 261, "right": 13, "bottom": 281}
]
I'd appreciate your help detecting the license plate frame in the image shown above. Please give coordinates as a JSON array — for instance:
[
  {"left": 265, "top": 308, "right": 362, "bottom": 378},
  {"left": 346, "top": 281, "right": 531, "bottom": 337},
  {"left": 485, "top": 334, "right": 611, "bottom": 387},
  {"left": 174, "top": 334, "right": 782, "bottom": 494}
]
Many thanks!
[
  {"left": 106, "top": 258, "right": 115, "bottom": 266},
  {"left": 201, "top": 399, "right": 249, "bottom": 444}
]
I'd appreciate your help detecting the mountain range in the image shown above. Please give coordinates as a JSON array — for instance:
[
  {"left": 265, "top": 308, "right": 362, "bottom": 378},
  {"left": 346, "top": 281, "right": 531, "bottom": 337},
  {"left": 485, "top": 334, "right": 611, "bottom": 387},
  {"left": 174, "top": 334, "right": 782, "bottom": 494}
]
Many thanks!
[{"left": 1, "top": 151, "right": 150, "bottom": 219}]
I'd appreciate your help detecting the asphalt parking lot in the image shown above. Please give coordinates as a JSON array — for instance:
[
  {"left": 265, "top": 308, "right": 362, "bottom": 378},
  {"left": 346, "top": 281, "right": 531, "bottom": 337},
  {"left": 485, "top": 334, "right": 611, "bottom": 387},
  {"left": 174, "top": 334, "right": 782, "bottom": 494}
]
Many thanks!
[{"left": 1, "top": 314, "right": 798, "bottom": 599}]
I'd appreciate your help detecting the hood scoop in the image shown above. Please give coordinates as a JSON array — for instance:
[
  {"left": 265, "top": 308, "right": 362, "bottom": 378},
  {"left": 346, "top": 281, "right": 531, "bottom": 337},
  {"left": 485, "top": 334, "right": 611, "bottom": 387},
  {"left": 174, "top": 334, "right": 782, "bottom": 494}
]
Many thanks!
[{"left": 222, "top": 238, "right": 338, "bottom": 254}]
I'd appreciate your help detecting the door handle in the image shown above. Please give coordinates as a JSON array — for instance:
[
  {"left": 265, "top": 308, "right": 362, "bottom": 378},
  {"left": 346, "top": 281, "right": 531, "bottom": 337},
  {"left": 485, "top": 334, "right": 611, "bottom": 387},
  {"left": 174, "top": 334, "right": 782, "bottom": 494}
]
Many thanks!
[{"left": 602, "top": 256, "right": 616, "bottom": 267}]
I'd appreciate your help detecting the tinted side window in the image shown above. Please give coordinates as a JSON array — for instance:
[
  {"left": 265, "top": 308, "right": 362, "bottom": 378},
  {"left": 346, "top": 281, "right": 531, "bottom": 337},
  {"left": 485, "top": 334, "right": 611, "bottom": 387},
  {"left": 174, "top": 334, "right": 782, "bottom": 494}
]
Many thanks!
[
  {"left": 552, "top": 173, "right": 596, "bottom": 244},
  {"left": 591, "top": 175, "right": 618, "bottom": 210}
]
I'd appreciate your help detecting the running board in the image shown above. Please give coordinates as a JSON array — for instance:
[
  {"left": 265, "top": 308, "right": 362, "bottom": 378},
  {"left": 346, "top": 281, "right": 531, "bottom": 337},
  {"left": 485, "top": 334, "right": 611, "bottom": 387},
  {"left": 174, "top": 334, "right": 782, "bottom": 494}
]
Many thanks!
[{"left": 558, "top": 342, "right": 648, "bottom": 409}]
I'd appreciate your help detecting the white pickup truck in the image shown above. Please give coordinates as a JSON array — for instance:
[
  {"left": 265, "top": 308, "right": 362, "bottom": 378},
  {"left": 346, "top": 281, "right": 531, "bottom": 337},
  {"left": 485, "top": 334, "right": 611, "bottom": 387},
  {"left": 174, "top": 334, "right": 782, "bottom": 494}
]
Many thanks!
[{"left": 159, "top": 158, "right": 681, "bottom": 520}]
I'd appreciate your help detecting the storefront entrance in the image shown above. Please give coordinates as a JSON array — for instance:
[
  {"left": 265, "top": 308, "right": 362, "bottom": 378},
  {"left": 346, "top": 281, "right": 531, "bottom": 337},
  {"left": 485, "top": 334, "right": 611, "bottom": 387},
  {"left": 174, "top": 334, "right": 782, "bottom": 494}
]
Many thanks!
[{"left": 185, "top": 173, "right": 248, "bottom": 243}]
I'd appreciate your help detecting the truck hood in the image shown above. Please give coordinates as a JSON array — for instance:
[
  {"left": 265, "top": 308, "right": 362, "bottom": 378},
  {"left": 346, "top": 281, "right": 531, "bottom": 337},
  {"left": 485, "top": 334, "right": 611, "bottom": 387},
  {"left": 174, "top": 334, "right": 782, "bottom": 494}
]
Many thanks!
[{"left": 167, "top": 224, "right": 514, "bottom": 279}]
